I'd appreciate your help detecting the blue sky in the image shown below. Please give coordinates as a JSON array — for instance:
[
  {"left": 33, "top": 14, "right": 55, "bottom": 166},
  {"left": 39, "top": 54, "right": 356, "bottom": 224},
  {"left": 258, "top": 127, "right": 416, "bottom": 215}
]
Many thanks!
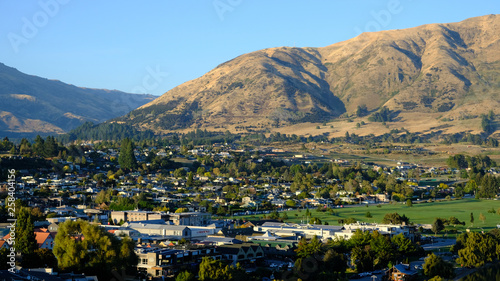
[{"left": 0, "top": 1, "right": 498, "bottom": 96}]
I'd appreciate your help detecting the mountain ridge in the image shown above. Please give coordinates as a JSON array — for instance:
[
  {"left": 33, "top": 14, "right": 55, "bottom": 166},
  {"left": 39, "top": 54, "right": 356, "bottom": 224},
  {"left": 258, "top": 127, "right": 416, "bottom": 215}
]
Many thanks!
[
  {"left": 0, "top": 63, "right": 156, "bottom": 138},
  {"left": 115, "top": 14, "right": 499, "bottom": 137}
]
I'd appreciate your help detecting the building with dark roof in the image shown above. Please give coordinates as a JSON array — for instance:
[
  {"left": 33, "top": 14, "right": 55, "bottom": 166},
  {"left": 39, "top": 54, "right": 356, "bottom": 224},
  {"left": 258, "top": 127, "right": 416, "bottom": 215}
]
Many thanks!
[{"left": 216, "top": 243, "right": 264, "bottom": 264}]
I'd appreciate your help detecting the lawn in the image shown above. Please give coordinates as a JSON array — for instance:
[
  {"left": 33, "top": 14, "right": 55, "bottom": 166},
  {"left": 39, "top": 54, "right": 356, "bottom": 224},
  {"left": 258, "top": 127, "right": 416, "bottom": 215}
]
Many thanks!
[{"left": 241, "top": 198, "right": 500, "bottom": 234}]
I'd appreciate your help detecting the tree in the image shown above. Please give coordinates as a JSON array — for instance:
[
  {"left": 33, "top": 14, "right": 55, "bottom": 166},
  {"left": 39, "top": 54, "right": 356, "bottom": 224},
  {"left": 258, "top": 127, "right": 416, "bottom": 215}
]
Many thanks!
[
  {"left": 118, "top": 138, "right": 137, "bottom": 170},
  {"left": 198, "top": 257, "right": 232, "bottom": 281},
  {"left": 53, "top": 220, "right": 137, "bottom": 279},
  {"left": 282, "top": 212, "right": 289, "bottom": 220},
  {"left": 15, "top": 207, "right": 38, "bottom": 255},
  {"left": 391, "top": 233, "right": 416, "bottom": 256},
  {"left": 309, "top": 217, "right": 322, "bottom": 225},
  {"left": 432, "top": 218, "right": 445, "bottom": 236},
  {"left": 24, "top": 248, "right": 58, "bottom": 269},
  {"left": 479, "top": 213, "right": 486, "bottom": 224},
  {"left": 285, "top": 199, "right": 296, "bottom": 207},
  {"left": 456, "top": 232, "right": 497, "bottom": 267},
  {"left": 95, "top": 189, "right": 110, "bottom": 204},
  {"left": 447, "top": 154, "right": 468, "bottom": 169},
  {"left": 464, "top": 180, "right": 478, "bottom": 193},
  {"left": 382, "top": 212, "right": 409, "bottom": 224},
  {"left": 176, "top": 270, "right": 195, "bottom": 281},
  {"left": 406, "top": 199, "right": 413, "bottom": 207},
  {"left": 368, "top": 107, "right": 392, "bottom": 122},
  {"left": 350, "top": 245, "right": 374, "bottom": 272},
  {"left": 448, "top": 216, "right": 465, "bottom": 226},
  {"left": 32, "top": 135, "right": 45, "bottom": 156},
  {"left": 295, "top": 236, "right": 347, "bottom": 280},
  {"left": 186, "top": 171, "right": 194, "bottom": 187},
  {"left": 370, "top": 231, "right": 393, "bottom": 268},
  {"left": 423, "top": 253, "right": 454, "bottom": 279},
  {"left": 356, "top": 104, "right": 368, "bottom": 117}
]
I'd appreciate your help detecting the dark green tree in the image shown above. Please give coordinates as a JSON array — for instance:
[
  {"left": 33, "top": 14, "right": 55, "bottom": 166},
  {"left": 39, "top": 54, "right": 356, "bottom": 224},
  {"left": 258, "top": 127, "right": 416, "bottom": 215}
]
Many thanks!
[
  {"left": 176, "top": 270, "right": 195, "bottom": 281},
  {"left": 25, "top": 248, "right": 58, "bottom": 269},
  {"left": 391, "top": 233, "right": 417, "bottom": 256},
  {"left": 406, "top": 199, "right": 413, "bottom": 207},
  {"left": 282, "top": 212, "right": 289, "bottom": 220},
  {"left": 53, "top": 220, "right": 137, "bottom": 279},
  {"left": 356, "top": 104, "right": 368, "bottom": 117},
  {"left": 369, "top": 231, "right": 393, "bottom": 268},
  {"left": 309, "top": 217, "right": 322, "bottom": 225},
  {"left": 456, "top": 232, "right": 497, "bottom": 268},
  {"left": 198, "top": 257, "right": 232, "bottom": 281},
  {"left": 15, "top": 207, "right": 38, "bottom": 255},
  {"left": 423, "top": 253, "right": 455, "bottom": 279},
  {"left": 186, "top": 171, "right": 194, "bottom": 187},
  {"left": 295, "top": 236, "right": 347, "bottom": 280},
  {"left": 118, "top": 138, "right": 137, "bottom": 169},
  {"left": 32, "top": 135, "right": 45, "bottom": 156},
  {"left": 431, "top": 218, "right": 445, "bottom": 236},
  {"left": 382, "top": 212, "right": 409, "bottom": 224}
]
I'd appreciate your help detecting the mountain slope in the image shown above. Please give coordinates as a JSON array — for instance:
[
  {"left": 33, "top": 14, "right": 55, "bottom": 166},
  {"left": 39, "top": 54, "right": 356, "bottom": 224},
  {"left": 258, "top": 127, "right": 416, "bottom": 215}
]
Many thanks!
[
  {"left": 319, "top": 14, "right": 499, "bottom": 115},
  {"left": 118, "top": 15, "right": 500, "bottom": 134},
  {"left": 121, "top": 47, "right": 346, "bottom": 130},
  {"left": 0, "top": 63, "right": 156, "bottom": 137}
]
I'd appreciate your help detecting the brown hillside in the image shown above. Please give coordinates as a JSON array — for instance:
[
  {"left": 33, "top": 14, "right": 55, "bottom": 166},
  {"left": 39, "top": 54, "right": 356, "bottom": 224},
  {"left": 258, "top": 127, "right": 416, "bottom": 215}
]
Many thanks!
[
  {"left": 119, "top": 15, "right": 500, "bottom": 136},
  {"left": 0, "top": 63, "right": 156, "bottom": 138}
]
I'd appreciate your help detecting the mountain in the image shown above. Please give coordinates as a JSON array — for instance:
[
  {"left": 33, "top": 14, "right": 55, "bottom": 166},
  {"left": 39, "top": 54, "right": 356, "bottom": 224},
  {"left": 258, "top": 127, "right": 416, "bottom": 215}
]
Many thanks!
[
  {"left": 115, "top": 15, "right": 500, "bottom": 136},
  {"left": 0, "top": 63, "right": 156, "bottom": 138}
]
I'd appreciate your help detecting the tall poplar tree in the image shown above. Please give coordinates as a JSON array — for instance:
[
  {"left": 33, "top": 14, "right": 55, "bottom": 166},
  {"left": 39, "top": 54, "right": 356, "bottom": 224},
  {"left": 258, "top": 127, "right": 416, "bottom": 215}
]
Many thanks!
[
  {"left": 15, "top": 207, "right": 38, "bottom": 255},
  {"left": 118, "top": 138, "right": 137, "bottom": 169}
]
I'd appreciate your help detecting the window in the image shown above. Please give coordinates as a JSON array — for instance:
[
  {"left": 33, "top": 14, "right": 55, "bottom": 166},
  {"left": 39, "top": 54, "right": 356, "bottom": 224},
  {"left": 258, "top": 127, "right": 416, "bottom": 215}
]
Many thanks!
[{"left": 141, "top": 258, "right": 148, "bottom": 265}]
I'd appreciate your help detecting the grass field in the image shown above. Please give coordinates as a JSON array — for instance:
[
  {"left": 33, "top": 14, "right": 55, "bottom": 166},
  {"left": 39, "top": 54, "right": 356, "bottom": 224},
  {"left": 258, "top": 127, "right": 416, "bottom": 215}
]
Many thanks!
[{"left": 241, "top": 198, "right": 500, "bottom": 235}]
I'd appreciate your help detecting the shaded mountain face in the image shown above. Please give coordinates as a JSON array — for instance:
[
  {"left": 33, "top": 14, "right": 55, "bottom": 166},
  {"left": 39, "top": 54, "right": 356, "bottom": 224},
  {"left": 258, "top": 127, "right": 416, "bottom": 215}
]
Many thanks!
[
  {"left": 118, "top": 14, "right": 499, "bottom": 133},
  {"left": 319, "top": 14, "right": 499, "bottom": 116},
  {"left": 119, "top": 47, "right": 347, "bottom": 130},
  {"left": 0, "top": 63, "right": 155, "bottom": 138}
]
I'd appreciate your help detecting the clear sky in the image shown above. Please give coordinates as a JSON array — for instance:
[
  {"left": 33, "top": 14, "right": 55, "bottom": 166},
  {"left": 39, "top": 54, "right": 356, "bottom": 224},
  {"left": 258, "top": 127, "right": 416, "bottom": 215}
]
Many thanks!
[{"left": 0, "top": 1, "right": 498, "bottom": 96}]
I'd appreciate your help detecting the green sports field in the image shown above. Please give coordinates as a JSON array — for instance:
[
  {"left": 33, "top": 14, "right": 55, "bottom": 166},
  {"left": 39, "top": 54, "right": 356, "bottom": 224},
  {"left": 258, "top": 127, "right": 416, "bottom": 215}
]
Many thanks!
[{"left": 243, "top": 198, "right": 500, "bottom": 234}]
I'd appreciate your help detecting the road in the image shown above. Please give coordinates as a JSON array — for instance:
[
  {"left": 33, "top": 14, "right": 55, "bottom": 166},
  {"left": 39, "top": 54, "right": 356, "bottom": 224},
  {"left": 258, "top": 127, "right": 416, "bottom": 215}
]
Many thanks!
[{"left": 422, "top": 238, "right": 456, "bottom": 250}]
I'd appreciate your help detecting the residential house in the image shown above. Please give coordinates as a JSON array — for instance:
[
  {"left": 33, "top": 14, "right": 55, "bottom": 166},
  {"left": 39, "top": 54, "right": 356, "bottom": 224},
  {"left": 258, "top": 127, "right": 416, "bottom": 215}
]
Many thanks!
[
  {"left": 110, "top": 211, "right": 168, "bottom": 224},
  {"left": 35, "top": 231, "right": 55, "bottom": 250},
  {"left": 167, "top": 212, "right": 211, "bottom": 226},
  {"left": 387, "top": 264, "right": 418, "bottom": 281},
  {"left": 217, "top": 243, "right": 264, "bottom": 264},
  {"left": 136, "top": 246, "right": 218, "bottom": 277}
]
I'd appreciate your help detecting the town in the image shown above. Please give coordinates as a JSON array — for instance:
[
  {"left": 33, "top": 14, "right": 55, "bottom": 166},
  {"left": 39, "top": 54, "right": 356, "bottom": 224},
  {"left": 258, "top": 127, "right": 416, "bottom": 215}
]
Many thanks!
[{"left": 0, "top": 135, "right": 499, "bottom": 280}]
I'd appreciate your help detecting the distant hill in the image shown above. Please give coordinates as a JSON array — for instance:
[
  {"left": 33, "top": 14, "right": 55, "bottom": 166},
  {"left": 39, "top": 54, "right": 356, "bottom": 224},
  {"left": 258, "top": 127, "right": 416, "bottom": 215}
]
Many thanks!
[
  {"left": 0, "top": 63, "right": 156, "bottom": 138},
  {"left": 115, "top": 14, "right": 499, "bottom": 137}
]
